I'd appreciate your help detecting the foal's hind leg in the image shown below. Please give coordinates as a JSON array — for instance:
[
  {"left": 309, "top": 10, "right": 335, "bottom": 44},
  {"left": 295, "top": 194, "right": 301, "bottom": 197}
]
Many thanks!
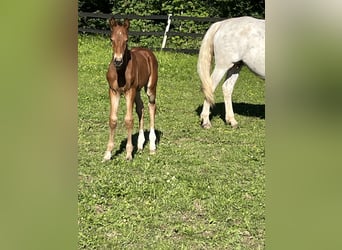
[
  {"left": 200, "top": 67, "right": 227, "bottom": 128},
  {"left": 222, "top": 62, "right": 243, "bottom": 128},
  {"left": 135, "top": 91, "right": 145, "bottom": 151},
  {"left": 146, "top": 84, "right": 157, "bottom": 154}
]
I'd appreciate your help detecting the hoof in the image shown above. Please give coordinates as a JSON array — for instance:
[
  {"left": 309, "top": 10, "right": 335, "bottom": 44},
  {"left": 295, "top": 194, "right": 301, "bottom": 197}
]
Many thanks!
[
  {"left": 231, "top": 123, "right": 239, "bottom": 129},
  {"left": 149, "top": 150, "right": 156, "bottom": 155},
  {"left": 202, "top": 122, "right": 212, "bottom": 129},
  {"left": 227, "top": 119, "right": 238, "bottom": 129},
  {"left": 228, "top": 121, "right": 238, "bottom": 129},
  {"left": 228, "top": 121, "right": 238, "bottom": 128},
  {"left": 102, "top": 151, "right": 112, "bottom": 162}
]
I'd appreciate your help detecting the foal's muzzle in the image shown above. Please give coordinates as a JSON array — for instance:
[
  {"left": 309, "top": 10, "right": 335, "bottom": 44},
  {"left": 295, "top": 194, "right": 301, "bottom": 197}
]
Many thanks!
[{"left": 113, "top": 57, "right": 123, "bottom": 68}]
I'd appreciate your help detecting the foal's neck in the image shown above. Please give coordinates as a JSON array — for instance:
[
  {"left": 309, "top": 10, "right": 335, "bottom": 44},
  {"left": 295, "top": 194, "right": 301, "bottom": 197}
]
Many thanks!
[
  {"left": 115, "top": 48, "right": 131, "bottom": 73},
  {"left": 115, "top": 48, "right": 131, "bottom": 88}
]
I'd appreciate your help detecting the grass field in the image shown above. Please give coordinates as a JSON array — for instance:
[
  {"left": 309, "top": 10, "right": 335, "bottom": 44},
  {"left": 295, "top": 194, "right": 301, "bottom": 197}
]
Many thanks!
[{"left": 78, "top": 34, "right": 265, "bottom": 249}]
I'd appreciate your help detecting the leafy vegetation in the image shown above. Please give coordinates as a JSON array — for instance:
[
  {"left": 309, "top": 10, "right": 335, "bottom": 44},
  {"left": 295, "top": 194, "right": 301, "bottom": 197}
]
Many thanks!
[
  {"left": 78, "top": 0, "right": 265, "bottom": 18},
  {"left": 78, "top": 0, "right": 265, "bottom": 51},
  {"left": 78, "top": 34, "right": 265, "bottom": 249}
]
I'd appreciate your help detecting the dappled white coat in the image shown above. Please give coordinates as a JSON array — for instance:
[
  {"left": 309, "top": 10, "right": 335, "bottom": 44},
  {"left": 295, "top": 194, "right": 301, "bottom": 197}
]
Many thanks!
[{"left": 198, "top": 16, "right": 265, "bottom": 128}]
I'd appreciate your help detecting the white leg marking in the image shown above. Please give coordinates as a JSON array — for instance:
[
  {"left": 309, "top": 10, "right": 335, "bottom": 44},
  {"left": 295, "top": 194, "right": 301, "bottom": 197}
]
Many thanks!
[
  {"left": 149, "top": 128, "right": 156, "bottom": 153},
  {"left": 137, "top": 129, "right": 145, "bottom": 150}
]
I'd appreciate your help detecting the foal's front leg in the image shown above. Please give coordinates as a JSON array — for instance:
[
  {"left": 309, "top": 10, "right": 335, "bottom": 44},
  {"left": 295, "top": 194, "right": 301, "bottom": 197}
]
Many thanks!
[
  {"left": 103, "top": 89, "right": 120, "bottom": 162},
  {"left": 124, "top": 88, "right": 136, "bottom": 160}
]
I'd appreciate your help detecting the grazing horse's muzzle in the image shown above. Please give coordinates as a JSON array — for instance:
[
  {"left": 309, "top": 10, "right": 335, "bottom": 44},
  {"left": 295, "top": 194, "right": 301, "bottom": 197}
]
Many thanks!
[{"left": 113, "top": 57, "right": 123, "bottom": 68}]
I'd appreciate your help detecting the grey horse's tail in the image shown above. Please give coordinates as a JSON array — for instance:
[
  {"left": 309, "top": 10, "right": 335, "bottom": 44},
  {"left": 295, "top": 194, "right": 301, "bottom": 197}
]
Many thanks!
[{"left": 197, "top": 21, "right": 223, "bottom": 106}]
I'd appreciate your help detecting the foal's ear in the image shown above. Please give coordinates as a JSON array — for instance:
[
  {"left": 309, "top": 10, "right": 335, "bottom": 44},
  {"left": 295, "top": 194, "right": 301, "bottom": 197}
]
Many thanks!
[
  {"left": 123, "top": 19, "right": 130, "bottom": 30},
  {"left": 109, "top": 17, "right": 117, "bottom": 30}
]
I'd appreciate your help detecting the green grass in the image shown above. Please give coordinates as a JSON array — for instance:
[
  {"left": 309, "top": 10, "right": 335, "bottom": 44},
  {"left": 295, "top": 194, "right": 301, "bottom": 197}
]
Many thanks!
[{"left": 78, "top": 34, "right": 265, "bottom": 249}]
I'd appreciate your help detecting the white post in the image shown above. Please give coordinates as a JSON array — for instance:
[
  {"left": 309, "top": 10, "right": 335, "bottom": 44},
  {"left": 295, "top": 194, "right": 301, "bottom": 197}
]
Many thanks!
[{"left": 161, "top": 14, "right": 172, "bottom": 50}]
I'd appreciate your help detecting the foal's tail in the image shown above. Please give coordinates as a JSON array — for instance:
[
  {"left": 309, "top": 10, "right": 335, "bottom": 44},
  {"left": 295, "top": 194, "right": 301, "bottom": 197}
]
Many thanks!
[{"left": 197, "top": 21, "right": 222, "bottom": 106}]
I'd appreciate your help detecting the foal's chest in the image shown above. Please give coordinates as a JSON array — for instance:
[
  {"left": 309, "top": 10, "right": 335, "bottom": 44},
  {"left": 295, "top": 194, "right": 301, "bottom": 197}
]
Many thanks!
[{"left": 107, "top": 65, "right": 133, "bottom": 94}]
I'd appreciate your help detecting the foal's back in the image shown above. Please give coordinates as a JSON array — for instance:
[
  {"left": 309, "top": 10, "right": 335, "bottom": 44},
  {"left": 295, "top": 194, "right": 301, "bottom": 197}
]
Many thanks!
[
  {"left": 130, "top": 48, "right": 158, "bottom": 89},
  {"left": 214, "top": 16, "right": 265, "bottom": 78}
]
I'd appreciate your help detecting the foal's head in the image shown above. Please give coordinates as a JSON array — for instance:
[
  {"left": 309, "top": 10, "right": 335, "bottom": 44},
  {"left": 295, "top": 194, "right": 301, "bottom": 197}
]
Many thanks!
[{"left": 109, "top": 18, "right": 130, "bottom": 68}]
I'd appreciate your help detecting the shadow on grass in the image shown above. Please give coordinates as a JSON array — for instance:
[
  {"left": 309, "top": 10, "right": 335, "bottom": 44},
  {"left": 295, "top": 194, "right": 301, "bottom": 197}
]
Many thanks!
[
  {"left": 195, "top": 102, "right": 265, "bottom": 123},
  {"left": 113, "top": 129, "right": 162, "bottom": 159}
]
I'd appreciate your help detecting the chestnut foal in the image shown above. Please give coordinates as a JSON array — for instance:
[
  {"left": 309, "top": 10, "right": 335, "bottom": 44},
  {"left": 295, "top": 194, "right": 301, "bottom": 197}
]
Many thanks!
[{"left": 102, "top": 18, "right": 158, "bottom": 161}]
